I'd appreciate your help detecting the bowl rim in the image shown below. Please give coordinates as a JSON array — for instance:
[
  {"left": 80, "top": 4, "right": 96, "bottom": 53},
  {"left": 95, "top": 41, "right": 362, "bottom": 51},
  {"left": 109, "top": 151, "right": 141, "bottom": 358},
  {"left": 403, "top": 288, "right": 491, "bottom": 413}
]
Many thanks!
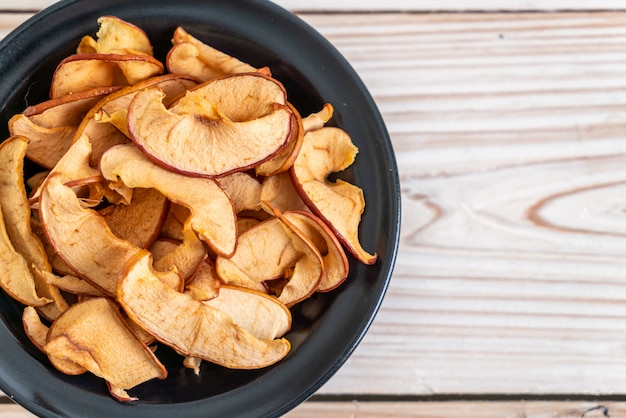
[{"left": 0, "top": 0, "right": 401, "bottom": 416}]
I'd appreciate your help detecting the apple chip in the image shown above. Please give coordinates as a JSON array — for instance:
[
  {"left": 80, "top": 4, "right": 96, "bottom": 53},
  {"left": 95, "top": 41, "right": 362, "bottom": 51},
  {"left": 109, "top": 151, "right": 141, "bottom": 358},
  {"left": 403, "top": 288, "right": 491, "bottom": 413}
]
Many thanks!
[
  {"left": 291, "top": 127, "right": 377, "bottom": 264},
  {"left": 8, "top": 86, "right": 122, "bottom": 169},
  {"left": 255, "top": 102, "right": 304, "bottom": 176},
  {"left": 118, "top": 251, "right": 291, "bottom": 369},
  {"left": 205, "top": 285, "right": 291, "bottom": 340},
  {"left": 302, "top": 103, "right": 334, "bottom": 133},
  {"left": 215, "top": 216, "right": 323, "bottom": 307},
  {"left": 44, "top": 297, "right": 167, "bottom": 394},
  {"left": 50, "top": 53, "right": 164, "bottom": 98},
  {"left": 78, "top": 16, "right": 154, "bottom": 56},
  {"left": 100, "top": 144, "right": 237, "bottom": 257},
  {"left": 282, "top": 210, "right": 349, "bottom": 292},
  {"left": 126, "top": 73, "right": 294, "bottom": 177},
  {"left": 169, "top": 26, "right": 258, "bottom": 80},
  {"left": 39, "top": 174, "right": 182, "bottom": 295}
]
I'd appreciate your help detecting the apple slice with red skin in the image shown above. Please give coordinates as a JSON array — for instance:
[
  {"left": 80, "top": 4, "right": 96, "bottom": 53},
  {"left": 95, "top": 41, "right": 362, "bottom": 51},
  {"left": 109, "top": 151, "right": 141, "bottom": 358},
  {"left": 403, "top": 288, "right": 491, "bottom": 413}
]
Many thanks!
[
  {"left": 77, "top": 16, "right": 154, "bottom": 56},
  {"left": 117, "top": 250, "right": 291, "bottom": 369},
  {"left": 215, "top": 216, "right": 323, "bottom": 307},
  {"left": 50, "top": 53, "right": 164, "bottom": 99},
  {"left": 99, "top": 144, "right": 237, "bottom": 257},
  {"left": 255, "top": 102, "right": 304, "bottom": 176},
  {"left": 204, "top": 284, "right": 292, "bottom": 340},
  {"left": 291, "top": 127, "right": 378, "bottom": 265},
  {"left": 168, "top": 26, "right": 258, "bottom": 81},
  {"left": 8, "top": 86, "right": 122, "bottom": 168},
  {"left": 44, "top": 297, "right": 167, "bottom": 395},
  {"left": 126, "top": 73, "right": 294, "bottom": 178},
  {"left": 38, "top": 174, "right": 183, "bottom": 296},
  {"left": 282, "top": 210, "right": 349, "bottom": 292}
]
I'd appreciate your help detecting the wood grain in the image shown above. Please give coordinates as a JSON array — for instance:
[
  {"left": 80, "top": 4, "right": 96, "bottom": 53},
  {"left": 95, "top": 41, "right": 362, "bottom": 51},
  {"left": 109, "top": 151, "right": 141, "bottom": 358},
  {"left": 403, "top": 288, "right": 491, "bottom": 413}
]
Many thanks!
[{"left": 298, "top": 11, "right": 626, "bottom": 395}]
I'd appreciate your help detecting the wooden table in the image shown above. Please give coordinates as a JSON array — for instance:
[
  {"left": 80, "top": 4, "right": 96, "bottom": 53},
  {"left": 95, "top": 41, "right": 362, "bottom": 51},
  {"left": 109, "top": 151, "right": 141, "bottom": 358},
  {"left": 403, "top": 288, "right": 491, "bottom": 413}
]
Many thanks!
[{"left": 2, "top": 0, "right": 626, "bottom": 416}]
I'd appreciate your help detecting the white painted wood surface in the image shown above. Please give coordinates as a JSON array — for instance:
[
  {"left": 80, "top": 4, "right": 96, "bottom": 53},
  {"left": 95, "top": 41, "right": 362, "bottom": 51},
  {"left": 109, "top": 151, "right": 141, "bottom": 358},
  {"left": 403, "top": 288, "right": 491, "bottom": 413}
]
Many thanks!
[{"left": 3, "top": 0, "right": 626, "bottom": 416}]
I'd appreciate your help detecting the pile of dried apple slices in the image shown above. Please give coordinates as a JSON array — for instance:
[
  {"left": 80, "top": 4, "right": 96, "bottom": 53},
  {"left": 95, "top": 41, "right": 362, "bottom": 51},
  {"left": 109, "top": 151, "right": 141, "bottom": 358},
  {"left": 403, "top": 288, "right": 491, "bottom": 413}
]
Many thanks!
[{"left": 0, "top": 16, "right": 377, "bottom": 401}]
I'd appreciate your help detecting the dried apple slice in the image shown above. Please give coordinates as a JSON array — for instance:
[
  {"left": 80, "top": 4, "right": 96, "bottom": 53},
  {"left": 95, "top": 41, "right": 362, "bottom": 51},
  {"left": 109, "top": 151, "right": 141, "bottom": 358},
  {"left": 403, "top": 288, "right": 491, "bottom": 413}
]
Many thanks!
[
  {"left": 255, "top": 102, "right": 304, "bottom": 176},
  {"left": 205, "top": 285, "right": 291, "bottom": 340},
  {"left": 77, "top": 16, "right": 153, "bottom": 56},
  {"left": 0, "top": 137, "right": 60, "bottom": 313},
  {"left": 78, "top": 73, "right": 199, "bottom": 171},
  {"left": 99, "top": 187, "right": 169, "bottom": 249},
  {"left": 39, "top": 174, "right": 182, "bottom": 296},
  {"left": 118, "top": 250, "right": 291, "bottom": 369},
  {"left": 8, "top": 86, "right": 122, "bottom": 169},
  {"left": 169, "top": 26, "right": 258, "bottom": 80},
  {"left": 282, "top": 210, "right": 349, "bottom": 292},
  {"left": 50, "top": 53, "right": 164, "bottom": 98},
  {"left": 22, "top": 306, "right": 86, "bottom": 376},
  {"left": 302, "top": 103, "right": 334, "bottom": 133},
  {"left": 44, "top": 297, "right": 167, "bottom": 394},
  {"left": 291, "top": 127, "right": 377, "bottom": 264},
  {"left": 100, "top": 144, "right": 237, "bottom": 257},
  {"left": 215, "top": 216, "right": 323, "bottom": 307},
  {"left": 22, "top": 306, "right": 50, "bottom": 351},
  {"left": 126, "top": 75, "right": 294, "bottom": 177}
]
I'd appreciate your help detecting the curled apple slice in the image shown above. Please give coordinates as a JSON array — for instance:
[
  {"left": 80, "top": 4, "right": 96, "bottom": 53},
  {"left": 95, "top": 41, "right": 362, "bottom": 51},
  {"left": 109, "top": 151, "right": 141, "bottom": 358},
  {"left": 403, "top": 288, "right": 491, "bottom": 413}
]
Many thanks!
[
  {"left": 8, "top": 86, "right": 122, "bottom": 169},
  {"left": 169, "top": 26, "right": 258, "bottom": 80},
  {"left": 39, "top": 174, "right": 182, "bottom": 295},
  {"left": 215, "top": 216, "right": 323, "bottom": 307},
  {"left": 77, "top": 16, "right": 154, "bottom": 56},
  {"left": 118, "top": 251, "right": 291, "bottom": 369},
  {"left": 50, "top": 53, "right": 164, "bottom": 98},
  {"left": 100, "top": 144, "right": 237, "bottom": 257},
  {"left": 282, "top": 211, "right": 349, "bottom": 292},
  {"left": 0, "top": 137, "right": 55, "bottom": 308},
  {"left": 205, "top": 285, "right": 292, "bottom": 340},
  {"left": 22, "top": 306, "right": 49, "bottom": 351},
  {"left": 126, "top": 74, "right": 294, "bottom": 177},
  {"left": 302, "top": 103, "right": 334, "bottom": 133},
  {"left": 255, "top": 102, "right": 304, "bottom": 176},
  {"left": 44, "top": 297, "right": 167, "bottom": 394},
  {"left": 291, "top": 127, "right": 377, "bottom": 265}
]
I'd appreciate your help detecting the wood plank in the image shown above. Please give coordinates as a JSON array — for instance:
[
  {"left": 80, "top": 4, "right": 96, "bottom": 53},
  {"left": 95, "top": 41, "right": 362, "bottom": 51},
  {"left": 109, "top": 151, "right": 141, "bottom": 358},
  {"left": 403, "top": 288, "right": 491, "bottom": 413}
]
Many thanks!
[
  {"left": 4, "top": 0, "right": 626, "bottom": 13},
  {"left": 286, "top": 401, "right": 626, "bottom": 417},
  {"left": 299, "top": 11, "right": 626, "bottom": 396},
  {"left": 1, "top": 401, "right": 625, "bottom": 417}
]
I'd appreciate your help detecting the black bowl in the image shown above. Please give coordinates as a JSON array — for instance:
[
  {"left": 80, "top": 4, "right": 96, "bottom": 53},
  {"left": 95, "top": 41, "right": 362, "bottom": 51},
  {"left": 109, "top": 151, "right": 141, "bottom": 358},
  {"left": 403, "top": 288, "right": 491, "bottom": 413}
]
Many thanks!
[{"left": 0, "top": 0, "right": 401, "bottom": 416}]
